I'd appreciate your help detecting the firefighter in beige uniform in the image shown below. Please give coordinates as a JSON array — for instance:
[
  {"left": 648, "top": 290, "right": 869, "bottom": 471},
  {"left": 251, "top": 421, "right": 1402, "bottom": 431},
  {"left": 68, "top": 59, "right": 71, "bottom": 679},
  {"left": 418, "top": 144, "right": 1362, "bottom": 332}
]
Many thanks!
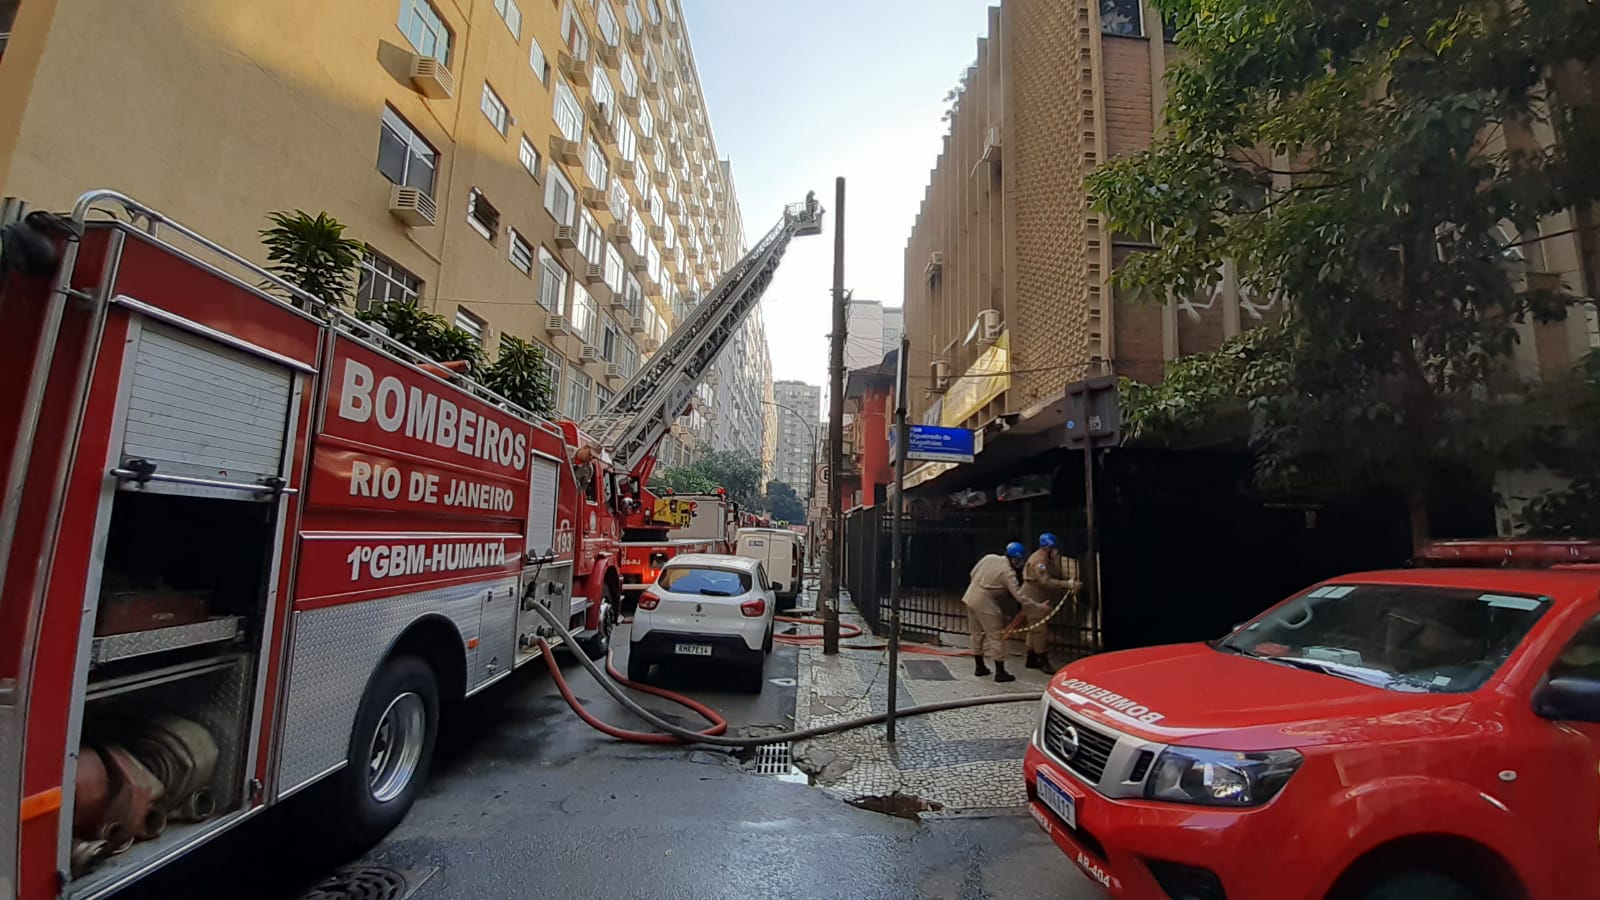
[
  {"left": 1015, "top": 532, "right": 1080, "bottom": 675},
  {"left": 962, "top": 542, "right": 1029, "bottom": 683}
]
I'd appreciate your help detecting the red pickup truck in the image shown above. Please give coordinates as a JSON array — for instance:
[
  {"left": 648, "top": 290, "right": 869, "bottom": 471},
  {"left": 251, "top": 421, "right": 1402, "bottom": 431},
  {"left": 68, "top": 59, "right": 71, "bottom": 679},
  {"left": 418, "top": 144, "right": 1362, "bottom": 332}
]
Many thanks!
[{"left": 1025, "top": 540, "right": 1600, "bottom": 900}]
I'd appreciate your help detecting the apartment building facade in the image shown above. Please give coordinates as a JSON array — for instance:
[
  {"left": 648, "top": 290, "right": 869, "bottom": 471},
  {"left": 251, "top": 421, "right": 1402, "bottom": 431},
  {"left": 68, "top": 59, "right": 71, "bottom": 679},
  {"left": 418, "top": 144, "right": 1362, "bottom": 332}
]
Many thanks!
[
  {"left": 904, "top": 0, "right": 1599, "bottom": 449},
  {"left": 772, "top": 380, "right": 821, "bottom": 497},
  {"left": 0, "top": 0, "right": 759, "bottom": 467}
]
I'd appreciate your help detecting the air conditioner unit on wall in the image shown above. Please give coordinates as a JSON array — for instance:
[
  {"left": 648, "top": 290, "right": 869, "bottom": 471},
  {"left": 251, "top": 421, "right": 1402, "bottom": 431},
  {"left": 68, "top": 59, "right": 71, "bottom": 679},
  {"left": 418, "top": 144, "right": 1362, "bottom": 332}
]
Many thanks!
[
  {"left": 555, "top": 225, "right": 578, "bottom": 248},
  {"left": 930, "top": 360, "right": 951, "bottom": 392},
  {"left": 976, "top": 308, "right": 1002, "bottom": 346},
  {"left": 409, "top": 55, "right": 455, "bottom": 100},
  {"left": 388, "top": 186, "right": 438, "bottom": 227},
  {"left": 580, "top": 345, "right": 603, "bottom": 361},
  {"left": 926, "top": 251, "right": 944, "bottom": 281},
  {"left": 550, "top": 136, "right": 581, "bottom": 165},
  {"left": 584, "top": 263, "right": 606, "bottom": 284}
]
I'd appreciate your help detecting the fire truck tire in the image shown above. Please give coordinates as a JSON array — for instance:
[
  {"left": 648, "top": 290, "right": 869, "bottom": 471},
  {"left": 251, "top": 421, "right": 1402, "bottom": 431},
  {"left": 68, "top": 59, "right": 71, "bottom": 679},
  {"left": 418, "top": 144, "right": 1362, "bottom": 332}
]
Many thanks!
[
  {"left": 581, "top": 587, "right": 620, "bottom": 660},
  {"left": 1360, "top": 872, "right": 1478, "bottom": 900},
  {"left": 337, "top": 655, "right": 439, "bottom": 848}
]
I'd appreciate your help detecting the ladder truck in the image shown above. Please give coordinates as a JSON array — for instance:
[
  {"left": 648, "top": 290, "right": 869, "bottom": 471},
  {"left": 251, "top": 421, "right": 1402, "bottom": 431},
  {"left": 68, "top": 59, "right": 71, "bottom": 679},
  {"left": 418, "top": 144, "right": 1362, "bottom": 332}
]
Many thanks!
[
  {"left": 0, "top": 189, "right": 820, "bottom": 900},
  {"left": 582, "top": 197, "right": 823, "bottom": 607}
]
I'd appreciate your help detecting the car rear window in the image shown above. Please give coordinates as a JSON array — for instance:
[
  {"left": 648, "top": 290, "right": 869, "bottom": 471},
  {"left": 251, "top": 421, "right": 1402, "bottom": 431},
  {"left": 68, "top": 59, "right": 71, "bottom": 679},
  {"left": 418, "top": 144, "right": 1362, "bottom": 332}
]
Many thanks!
[{"left": 659, "top": 566, "right": 752, "bottom": 597}]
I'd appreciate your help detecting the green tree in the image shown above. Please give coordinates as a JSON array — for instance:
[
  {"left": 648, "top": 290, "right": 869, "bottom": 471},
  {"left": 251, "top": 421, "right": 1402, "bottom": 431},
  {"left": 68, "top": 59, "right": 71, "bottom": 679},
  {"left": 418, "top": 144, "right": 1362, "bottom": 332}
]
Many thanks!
[
  {"left": 356, "top": 302, "right": 485, "bottom": 374},
  {"left": 481, "top": 335, "right": 556, "bottom": 417},
  {"left": 1092, "top": 0, "right": 1600, "bottom": 549},
  {"left": 765, "top": 480, "right": 806, "bottom": 524},
  {"left": 650, "top": 449, "right": 765, "bottom": 508},
  {"left": 259, "top": 211, "right": 364, "bottom": 307},
  {"left": 1519, "top": 351, "right": 1600, "bottom": 536}
]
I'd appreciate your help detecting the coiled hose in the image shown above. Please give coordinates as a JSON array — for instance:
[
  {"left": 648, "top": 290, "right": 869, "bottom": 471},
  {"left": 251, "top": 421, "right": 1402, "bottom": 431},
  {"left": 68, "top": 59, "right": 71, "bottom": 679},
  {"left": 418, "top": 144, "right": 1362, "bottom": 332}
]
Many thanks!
[{"left": 528, "top": 600, "right": 1042, "bottom": 748}]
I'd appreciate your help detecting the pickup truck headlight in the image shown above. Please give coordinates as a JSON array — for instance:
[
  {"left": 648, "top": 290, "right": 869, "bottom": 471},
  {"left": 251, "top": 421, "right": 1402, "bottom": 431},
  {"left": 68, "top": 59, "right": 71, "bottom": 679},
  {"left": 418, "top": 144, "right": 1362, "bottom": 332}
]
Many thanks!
[{"left": 1144, "top": 747, "right": 1302, "bottom": 807}]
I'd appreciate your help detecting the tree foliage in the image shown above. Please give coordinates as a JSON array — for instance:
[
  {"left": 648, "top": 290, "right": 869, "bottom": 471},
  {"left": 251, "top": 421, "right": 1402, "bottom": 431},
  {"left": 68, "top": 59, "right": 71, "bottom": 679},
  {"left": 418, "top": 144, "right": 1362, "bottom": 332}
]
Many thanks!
[
  {"left": 1519, "top": 351, "right": 1600, "bottom": 536},
  {"left": 480, "top": 335, "right": 556, "bottom": 417},
  {"left": 259, "top": 210, "right": 364, "bottom": 307},
  {"left": 765, "top": 480, "right": 806, "bottom": 524},
  {"left": 650, "top": 450, "right": 765, "bottom": 509},
  {"left": 356, "top": 302, "right": 484, "bottom": 373},
  {"left": 1094, "top": 0, "right": 1600, "bottom": 547}
]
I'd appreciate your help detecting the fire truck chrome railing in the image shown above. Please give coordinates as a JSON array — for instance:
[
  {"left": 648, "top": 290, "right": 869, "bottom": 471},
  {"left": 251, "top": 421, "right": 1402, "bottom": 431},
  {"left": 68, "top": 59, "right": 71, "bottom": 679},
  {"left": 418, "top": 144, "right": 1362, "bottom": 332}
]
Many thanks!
[{"left": 107, "top": 466, "right": 298, "bottom": 497}]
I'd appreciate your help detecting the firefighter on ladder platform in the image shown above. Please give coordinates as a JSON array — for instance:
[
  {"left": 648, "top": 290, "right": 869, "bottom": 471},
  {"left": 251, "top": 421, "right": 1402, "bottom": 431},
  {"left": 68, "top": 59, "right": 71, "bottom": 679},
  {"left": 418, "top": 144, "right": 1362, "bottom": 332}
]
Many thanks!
[{"left": 1012, "top": 532, "right": 1080, "bottom": 675}]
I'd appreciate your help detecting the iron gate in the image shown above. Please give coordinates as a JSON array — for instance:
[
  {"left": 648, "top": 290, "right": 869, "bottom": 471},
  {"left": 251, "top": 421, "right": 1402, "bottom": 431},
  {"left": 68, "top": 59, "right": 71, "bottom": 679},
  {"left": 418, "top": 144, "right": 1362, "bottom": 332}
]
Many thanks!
[{"left": 841, "top": 502, "right": 1102, "bottom": 660}]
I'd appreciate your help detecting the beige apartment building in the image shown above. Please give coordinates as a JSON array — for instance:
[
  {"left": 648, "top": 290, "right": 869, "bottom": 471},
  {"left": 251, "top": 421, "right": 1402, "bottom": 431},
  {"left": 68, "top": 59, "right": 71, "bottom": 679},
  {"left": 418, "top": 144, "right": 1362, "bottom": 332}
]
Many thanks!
[
  {"left": 0, "top": 0, "right": 760, "bottom": 464},
  {"left": 903, "top": 0, "right": 1600, "bottom": 455}
]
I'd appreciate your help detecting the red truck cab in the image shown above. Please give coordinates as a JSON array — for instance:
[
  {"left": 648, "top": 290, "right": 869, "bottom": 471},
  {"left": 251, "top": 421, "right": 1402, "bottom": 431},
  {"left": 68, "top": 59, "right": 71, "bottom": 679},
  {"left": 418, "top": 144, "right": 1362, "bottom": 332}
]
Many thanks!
[{"left": 1025, "top": 540, "right": 1600, "bottom": 900}]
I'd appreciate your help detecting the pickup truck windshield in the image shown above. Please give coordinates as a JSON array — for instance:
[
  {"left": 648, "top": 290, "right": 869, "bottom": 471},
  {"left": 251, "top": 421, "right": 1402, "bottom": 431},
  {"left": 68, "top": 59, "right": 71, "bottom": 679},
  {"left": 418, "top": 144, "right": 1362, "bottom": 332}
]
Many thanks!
[{"left": 1218, "top": 583, "right": 1550, "bottom": 693}]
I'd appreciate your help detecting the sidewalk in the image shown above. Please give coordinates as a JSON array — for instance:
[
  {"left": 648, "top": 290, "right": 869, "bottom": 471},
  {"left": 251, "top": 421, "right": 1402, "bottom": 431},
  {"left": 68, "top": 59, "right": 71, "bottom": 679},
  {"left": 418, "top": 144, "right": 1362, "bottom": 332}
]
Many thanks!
[{"left": 790, "top": 595, "right": 1051, "bottom": 815}]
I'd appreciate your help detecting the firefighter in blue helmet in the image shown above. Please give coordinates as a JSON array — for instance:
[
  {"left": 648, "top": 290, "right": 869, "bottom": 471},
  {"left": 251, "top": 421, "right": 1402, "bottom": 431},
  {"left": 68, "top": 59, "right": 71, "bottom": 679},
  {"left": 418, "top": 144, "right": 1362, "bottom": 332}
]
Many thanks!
[
  {"left": 961, "top": 542, "right": 1029, "bottom": 682},
  {"left": 1012, "top": 532, "right": 1081, "bottom": 675}
]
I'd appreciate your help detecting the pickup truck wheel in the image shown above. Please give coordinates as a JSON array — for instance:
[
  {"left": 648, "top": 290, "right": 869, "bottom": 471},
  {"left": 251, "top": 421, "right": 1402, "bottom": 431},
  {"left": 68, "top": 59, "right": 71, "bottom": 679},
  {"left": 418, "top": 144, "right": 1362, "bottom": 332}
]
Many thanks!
[
  {"left": 336, "top": 655, "right": 439, "bottom": 849},
  {"left": 1362, "top": 871, "right": 1478, "bottom": 900},
  {"left": 580, "top": 587, "right": 618, "bottom": 660}
]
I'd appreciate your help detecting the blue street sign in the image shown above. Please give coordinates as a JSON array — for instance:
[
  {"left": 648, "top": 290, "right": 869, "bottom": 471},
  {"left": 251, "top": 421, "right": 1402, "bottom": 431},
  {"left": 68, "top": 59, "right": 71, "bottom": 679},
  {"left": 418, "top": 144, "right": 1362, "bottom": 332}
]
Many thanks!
[{"left": 893, "top": 425, "right": 976, "bottom": 464}]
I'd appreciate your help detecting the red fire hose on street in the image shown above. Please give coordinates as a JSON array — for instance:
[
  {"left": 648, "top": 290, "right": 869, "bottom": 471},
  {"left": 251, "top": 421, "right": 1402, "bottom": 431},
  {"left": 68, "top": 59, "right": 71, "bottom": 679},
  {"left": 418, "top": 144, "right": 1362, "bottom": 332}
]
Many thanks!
[{"left": 529, "top": 602, "right": 1040, "bottom": 749}]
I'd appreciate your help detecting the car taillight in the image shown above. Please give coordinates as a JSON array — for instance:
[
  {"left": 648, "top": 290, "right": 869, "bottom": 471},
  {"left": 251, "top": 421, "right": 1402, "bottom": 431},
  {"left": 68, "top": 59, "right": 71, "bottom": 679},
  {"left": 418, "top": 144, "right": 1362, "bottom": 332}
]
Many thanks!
[
  {"left": 740, "top": 597, "right": 766, "bottom": 617},
  {"left": 639, "top": 592, "right": 662, "bottom": 610}
]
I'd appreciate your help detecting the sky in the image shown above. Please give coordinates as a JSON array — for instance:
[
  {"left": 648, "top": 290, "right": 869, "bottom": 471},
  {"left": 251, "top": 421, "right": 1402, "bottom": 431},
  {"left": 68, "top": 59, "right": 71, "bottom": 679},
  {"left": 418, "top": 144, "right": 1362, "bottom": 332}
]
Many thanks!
[{"left": 680, "top": 0, "right": 996, "bottom": 391}]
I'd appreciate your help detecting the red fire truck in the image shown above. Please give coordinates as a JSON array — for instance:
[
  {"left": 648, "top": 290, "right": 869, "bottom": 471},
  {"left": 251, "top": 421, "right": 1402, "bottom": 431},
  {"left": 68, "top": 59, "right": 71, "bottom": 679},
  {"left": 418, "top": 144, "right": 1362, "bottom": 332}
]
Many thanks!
[
  {"left": 618, "top": 491, "right": 736, "bottom": 602},
  {"left": 0, "top": 190, "right": 822, "bottom": 899}
]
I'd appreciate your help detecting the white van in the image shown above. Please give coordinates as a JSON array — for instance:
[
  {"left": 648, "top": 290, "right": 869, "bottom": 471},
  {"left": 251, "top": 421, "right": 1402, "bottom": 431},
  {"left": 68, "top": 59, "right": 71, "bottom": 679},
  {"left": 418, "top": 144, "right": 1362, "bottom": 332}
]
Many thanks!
[{"left": 734, "top": 528, "right": 803, "bottom": 607}]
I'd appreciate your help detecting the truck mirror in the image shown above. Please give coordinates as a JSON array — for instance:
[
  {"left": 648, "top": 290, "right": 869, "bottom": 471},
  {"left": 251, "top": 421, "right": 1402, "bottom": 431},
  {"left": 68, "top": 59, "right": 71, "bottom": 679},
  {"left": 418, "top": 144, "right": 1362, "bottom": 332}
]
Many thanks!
[{"left": 1534, "top": 678, "right": 1600, "bottom": 723}]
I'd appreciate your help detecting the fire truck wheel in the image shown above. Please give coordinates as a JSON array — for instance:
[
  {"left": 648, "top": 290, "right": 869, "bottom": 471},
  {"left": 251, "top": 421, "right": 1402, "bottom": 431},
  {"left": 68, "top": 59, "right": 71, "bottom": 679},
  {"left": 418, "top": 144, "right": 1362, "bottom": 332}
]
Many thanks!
[
  {"left": 581, "top": 587, "right": 619, "bottom": 660},
  {"left": 339, "top": 655, "right": 439, "bottom": 848},
  {"left": 1361, "top": 871, "right": 1478, "bottom": 900}
]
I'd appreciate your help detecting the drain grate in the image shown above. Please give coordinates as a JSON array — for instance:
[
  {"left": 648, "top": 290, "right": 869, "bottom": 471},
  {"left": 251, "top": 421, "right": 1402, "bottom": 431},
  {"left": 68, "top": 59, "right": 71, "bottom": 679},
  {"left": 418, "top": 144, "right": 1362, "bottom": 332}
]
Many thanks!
[
  {"left": 903, "top": 660, "right": 953, "bottom": 681},
  {"left": 754, "top": 741, "right": 793, "bottom": 774},
  {"left": 299, "top": 866, "right": 434, "bottom": 900},
  {"left": 753, "top": 741, "right": 808, "bottom": 782}
]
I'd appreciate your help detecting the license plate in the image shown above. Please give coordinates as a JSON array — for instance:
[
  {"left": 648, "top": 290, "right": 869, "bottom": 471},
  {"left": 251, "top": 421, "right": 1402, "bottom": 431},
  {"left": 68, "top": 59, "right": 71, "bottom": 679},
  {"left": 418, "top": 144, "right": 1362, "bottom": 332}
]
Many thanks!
[
  {"left": 1036, "top": 770, "right": 1077, "bottom": 830},
  {"left": 674, "top": 643, "right": 713, "bottom": 657}
]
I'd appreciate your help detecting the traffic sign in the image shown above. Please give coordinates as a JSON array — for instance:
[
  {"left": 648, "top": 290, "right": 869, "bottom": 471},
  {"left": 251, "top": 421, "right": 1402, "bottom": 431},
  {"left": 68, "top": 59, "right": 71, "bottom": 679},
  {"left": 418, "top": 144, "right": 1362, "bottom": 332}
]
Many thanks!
[{"left": 1064, "top": 376, "right": 1119, "bottom": 449}]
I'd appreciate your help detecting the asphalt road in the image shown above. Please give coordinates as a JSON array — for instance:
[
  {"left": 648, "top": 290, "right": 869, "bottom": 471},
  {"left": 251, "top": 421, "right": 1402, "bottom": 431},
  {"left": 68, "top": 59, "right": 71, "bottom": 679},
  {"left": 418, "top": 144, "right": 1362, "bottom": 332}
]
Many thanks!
[{"left": 118, "top": 625, "right": 1094, "bottom": 900}]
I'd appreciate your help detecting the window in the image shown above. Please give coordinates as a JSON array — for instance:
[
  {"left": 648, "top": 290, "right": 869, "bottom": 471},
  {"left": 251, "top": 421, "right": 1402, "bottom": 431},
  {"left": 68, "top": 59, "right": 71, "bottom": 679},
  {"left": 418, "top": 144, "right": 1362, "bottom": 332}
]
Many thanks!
[
  {"left": 596, "top": 0, "right": 620, "bottom": 45},
  {"left": 605, "top": 245, "right": 626, "bottom": 294},
  {"left": 553, "top": 80, "right": 584, "bottom": 142},
  {"left": 561, "top": 2, "right": 589, "bottom": 58},
  {"left": 650, "top": 188, "right": 664, "bottom": 219},
  {"left": 623, "top": 273, "right": 643, "bottom": 313},
  {"left": 494, "top": 0, "right": 522, "bottom": 36},
  {"left": 481, "top": 83, "right": 509, "bottom": 134},
  {"left": 1549, "top": 615, "right": 1600, "bottom": 684},
  {"left": 579, "top": 210, "right": 603, "bottom": 262},
  {"left": 510, "top": 230, "right": 535, "bottom": 274},
  {"left": 666, "top": 171, "right": 678, "bottom": 203},
  {"left": 630, "top": 211, "right": 648, "bottom": 257},
  {"left": 620, "top": 56, "right": 639, "bottom": 98},
  {"left": 584, "top": 139, "right": 609, "bottom": 189},
  {"left": 1585, "top": 302, "right": 1600, "bottom": 349},
  {"left": 530, "top": 37, "right": 550, "bottom": 83},
  {"left": 566, "top": 367, "right": 592, "bottom": 419},
  {"left": 616, "top": 118, "right": 637, "bottom": 163},
  {"left": 572, "top": 285, "right": 597, "bottom": 343},
  {"left": 595, "top": 386, "right": 614, "bottom": 411},
  {"left": 646, "top": 244, "right": 662, "bottom": 284},
  {"left": 545, "top": 167, "right": 576, "bottom": 226},
  {"left": 455, "top": 307, "right": 487, "bottom": 344},
  {"left": 357, "top": 251, "right": 422, "bottom": 311},
  {"left": 377, "top": 107, "right": 438, "bottom": 194},
  {"left": 1099, "top": 0, "right": 1142, "bottom": 36},
  {"left": 467, "top": 189, "right": 501, "bottom": 241},
  {"left": 620, "top": 342, "right": 639, "bottom": 377},
  {"left": 542, "top": 345, "right": 565, "bottom": 396},
  {"left": 593, "top": 70, "right": 616, "bottom": 112},
  {"left": 625, "top": 0, "right": 644, "bottom": 31},
  {"left": 601, "top": 320, "right": 620, "bottom": 361},
  {"left": 663, "top": 216, "right": 676, "bottom": 251},
  {"left": 519, "top": 135, "right": 542, "bottom": 179},
  {"left": 643, "top": 47, "right": 658, "bottom": 82},
  {"left": 538, "top": 249, "right": 569, "bottom": 313},
  {"left": 646, "top": 0, "right": 661, "bottom": 24},
  {"left": 398, "top": 0, "right": 452, "bottom": 64},
  {"left": 608, "top": 180, "right": 631, "bottom": 221},
  {"left": 638, "top": 103, "right": 654, "bottom": 138}
]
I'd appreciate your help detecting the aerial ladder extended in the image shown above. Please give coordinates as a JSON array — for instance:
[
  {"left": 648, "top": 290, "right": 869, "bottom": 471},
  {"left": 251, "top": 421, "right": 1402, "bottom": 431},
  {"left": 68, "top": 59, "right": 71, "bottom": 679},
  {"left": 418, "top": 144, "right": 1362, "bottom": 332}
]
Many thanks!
[{"left": 581, "top": 195, "right": 824, "bottom": 495}]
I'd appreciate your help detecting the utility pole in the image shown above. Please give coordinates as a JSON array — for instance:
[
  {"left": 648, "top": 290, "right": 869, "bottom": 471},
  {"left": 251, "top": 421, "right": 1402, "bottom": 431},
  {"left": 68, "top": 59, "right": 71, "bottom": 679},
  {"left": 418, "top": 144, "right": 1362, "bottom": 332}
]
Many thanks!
[
  {"left": 821, "top": 176, "right": 846, "bottom": 654},
  {"left": 885, "top": 334, "right": 910, "bottom": 741}
]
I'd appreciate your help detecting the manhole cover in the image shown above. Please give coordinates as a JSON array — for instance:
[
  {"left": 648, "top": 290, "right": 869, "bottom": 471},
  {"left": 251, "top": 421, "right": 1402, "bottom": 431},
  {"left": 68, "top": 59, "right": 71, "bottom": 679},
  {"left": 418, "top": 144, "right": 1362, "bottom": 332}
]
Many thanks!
[
  {"left": 903, "top": 660, "right": 953, "bottom": 681},
  {"left": 299, "top": 866, "right": 434, "bottom": 900}
]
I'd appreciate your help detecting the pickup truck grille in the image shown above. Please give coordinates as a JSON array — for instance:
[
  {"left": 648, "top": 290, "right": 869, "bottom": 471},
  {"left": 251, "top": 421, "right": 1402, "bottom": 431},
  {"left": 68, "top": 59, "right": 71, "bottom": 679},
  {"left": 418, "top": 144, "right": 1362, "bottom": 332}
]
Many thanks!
[{"left": 1043, "top": 706, "right": 1118, "bottom": 784}]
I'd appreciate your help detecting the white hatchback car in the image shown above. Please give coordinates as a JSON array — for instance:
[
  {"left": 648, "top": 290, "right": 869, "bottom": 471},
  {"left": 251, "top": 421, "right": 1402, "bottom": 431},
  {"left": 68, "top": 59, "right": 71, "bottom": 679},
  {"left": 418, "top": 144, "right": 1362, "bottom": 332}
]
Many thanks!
[{"left": 628, "top": 553, "right": 776, "bottom": 692}]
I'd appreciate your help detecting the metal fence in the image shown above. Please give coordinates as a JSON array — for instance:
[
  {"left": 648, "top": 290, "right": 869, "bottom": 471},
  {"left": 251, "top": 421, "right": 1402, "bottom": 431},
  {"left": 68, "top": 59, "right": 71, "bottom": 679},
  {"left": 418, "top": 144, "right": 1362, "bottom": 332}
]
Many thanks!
[{"left": 841, "top": 503, "right": 1102, "bottom": 660}]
